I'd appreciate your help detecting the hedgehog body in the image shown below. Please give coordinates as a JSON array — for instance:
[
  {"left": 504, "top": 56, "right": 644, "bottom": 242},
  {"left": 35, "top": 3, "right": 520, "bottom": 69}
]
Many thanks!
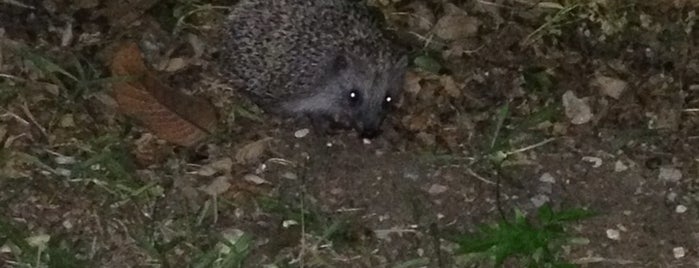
[{"left": 219, "top": 0, "right": 407, "bottom": 137}]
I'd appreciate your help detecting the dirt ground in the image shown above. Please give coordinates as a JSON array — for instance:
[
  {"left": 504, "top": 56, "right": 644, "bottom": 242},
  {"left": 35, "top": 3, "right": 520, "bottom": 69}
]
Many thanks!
[{"left": 1, "top": 0, "right": 699, "bottom": 267}]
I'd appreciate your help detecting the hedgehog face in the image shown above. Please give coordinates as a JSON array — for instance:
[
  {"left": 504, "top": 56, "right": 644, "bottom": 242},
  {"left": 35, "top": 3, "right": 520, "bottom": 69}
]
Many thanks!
[
  {"left": 328, "top": 54, "right": 408, "bottom": 138},
  {"left": 280, "top": 53, "right": 407, "bottom": 138}
]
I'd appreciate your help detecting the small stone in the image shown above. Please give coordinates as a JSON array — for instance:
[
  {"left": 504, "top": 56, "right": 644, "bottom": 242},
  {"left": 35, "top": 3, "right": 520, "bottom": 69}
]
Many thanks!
[
  {"left": 59, "top": 114, "right": 75, "bottom": 128},
  {"left": 562, "top": 90, "right": 593, "bottom": 125},
  {"left": 582, "top": 156, "right": 603, "bottom": 168},
  {"left": 282, "top": 220, "right": 299, "bottom": 228},
  {"left": 539, "top": 172, "right": 556, "bottom": 183},
  {"left": 593, "top": 75, "right": 628, "bottom": 100},
  {"left": 294, "top": 128, "right": 310, "bottom": 138},
  {"left": 614, "top": 160, "right": 628, "bottom": 172},
  {"left": 62, "top": 219, "right": 73, "bottom": 229},
  {"left": 530, "top": 194, "right": 550, "bottom": 208},
  {"left": 363, "top": 138, "right": 372, "bottom": 145},
  {"left": 606, "top": 229, "right": 620, "bottom": 240},
  {"left": 658, "top": 167, "right": 682, "bottom": 182},
  {"left": 675, "top": 205, "right": 688, "bottom": 214},
  {"left": 673, "top": 247, "right": 686, "bottom": 259},
  {"left": 428, "top": 184, "right": 448, "bottom": 195}
]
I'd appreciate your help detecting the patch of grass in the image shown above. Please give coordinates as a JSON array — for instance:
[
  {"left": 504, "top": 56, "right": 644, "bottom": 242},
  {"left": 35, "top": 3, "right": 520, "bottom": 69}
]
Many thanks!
[
  {"left": 452, "top": 205, "right": 594, "bottom": 267},
  {"left": 190, "top": 230, "right": 253, "bottom": 268},
  {"left": 15, "top": 47, "right": 115, "bottom": 100},
  {"left": 259, "top": 196, "right": 360, "bottom": 247},
  {"left": 0, "top": 217, "right": 86, "bottom": 267}
]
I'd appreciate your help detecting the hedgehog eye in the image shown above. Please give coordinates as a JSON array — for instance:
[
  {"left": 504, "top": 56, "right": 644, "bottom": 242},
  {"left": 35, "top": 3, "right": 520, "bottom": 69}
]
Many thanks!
[{"left": 348, "top": 90, "right": 361, "bottom": 106}]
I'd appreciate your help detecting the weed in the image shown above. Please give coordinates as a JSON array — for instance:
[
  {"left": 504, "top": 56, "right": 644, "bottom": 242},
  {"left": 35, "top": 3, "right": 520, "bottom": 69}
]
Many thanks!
[
  {"left": 452, "top": 205, "right": 594, "bottom": 267},
  {"left": 0, "top": 217, "right": 86, "bottom": 267},
  {"left": 15, "top": 47, "right": 118, "bottom": 100}
]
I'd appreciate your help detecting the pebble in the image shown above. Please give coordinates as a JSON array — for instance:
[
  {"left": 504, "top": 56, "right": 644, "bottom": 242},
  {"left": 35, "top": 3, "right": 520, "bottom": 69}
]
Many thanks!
[
  {"left": 530, "top": 194, "right": 550, "bottom": 208},
  {"left": 606, "top": 229, "right": 620, "bottom": 240},
  {"left": 562, "top": 90, "right": 593, "bottom": 125},
  {"left": 614, "top": 160, "right": 628, "bottom": 172},
  {"left": 673, "top": 247, "right": 686, "bottom": 259},
  {"left": 675, "top": 205, "right": 688, "bottom": 214},
  {"left": 539, "top": 172, "right": 556, "bottom": 183},
  {"left": 658, "top": 167, "right": 682, "bottom": 182},
  {"left": 428, "top": 184, "right": 448, "bottom": 195},
  {"left": 582, "top": 156, "right": 603, "bottom": 168},
  {"left": 294, "top": 128, "right": 310, "bottom": 138}
]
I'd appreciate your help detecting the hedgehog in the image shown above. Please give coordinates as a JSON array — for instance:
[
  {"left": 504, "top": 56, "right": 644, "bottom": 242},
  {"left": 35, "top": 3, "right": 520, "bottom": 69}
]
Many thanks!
[{"left": 217, "top": 0, "right": 408, "bottom": 138}]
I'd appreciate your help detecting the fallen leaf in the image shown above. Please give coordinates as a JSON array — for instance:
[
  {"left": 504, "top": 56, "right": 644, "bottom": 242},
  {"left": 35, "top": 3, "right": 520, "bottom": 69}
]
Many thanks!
[
  {"left": 235, "top": 138, "right": 271, "bottom": 164},
  {"left": 243, "top": 174, "right": 271, "bottom": 185},
  {"left": 110, "top": 42, "right": 217, "bottom": 147},
  {"left": 202, "top": 176, "right": 231, "bottom": 196},
  {"left": 433, "top": 8, "right": 480, "bottom": 40}
]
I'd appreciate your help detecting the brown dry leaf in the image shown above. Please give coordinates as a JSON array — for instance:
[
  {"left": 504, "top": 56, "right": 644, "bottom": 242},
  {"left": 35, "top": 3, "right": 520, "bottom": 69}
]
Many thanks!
[{"left": 110, "top": 42, "right": 217, "bottom": 147}]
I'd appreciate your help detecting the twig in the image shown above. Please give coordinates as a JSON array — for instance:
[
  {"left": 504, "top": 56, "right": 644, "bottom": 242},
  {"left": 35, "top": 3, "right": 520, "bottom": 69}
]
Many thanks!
[
  {"left": 572, "top": 256, "right": 635, "bottom": 265},
  {"left": 20, "top": 100, "right": 49, "bottom": 139},
  {"left": 0, "top": 73, "right": 26, "bottom": 81},
  {"left": 683, "top": 108, "right": 699, "bottom": 112},
  {"left": 503, "top": 137, "right": 557, "bottom": 157},
  {"left": 1, "top": 0, "right": 35, "bottom": 9},
  {"left": 466, "top": 168, "right": 496, "bottom": 185}
]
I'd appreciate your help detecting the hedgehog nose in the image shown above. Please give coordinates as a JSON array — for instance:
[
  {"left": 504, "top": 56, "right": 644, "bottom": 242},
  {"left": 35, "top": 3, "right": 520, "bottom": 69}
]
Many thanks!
[
  {"left": 357, "top": 120, "right": 382, "bottom": 138},
  {"left": 360, "top": 128, "right": 381, "bottom": 139}
]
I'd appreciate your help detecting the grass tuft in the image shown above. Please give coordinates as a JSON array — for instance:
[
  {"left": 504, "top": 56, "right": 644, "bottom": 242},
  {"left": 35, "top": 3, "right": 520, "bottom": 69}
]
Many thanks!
[{"left": 453, "top": 205, "right": 594, "bottom": 267}]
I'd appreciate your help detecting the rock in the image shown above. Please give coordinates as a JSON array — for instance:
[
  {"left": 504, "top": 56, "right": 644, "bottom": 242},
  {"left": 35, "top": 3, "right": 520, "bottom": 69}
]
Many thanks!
[
  {"left": 658, "top": 166, "right": 682, "bottom": 182},
  {"left": 539, "top": 172, "right": 556, "bottom": 183},
  {"left": 673, "top": 247, "right": 685, "bottom": 259},
  {"left": 428, "top": 184, "right": 448, "bottom": 195},
  {"left": 582, "top": 156, "right": 603, "bottom": 168},
  {"left": 593, "top": 75, "right": 628, "bottom": 99},
  {"left": 294, "top": 128, "right": 310, "bottom": 138},
  {"left": 562, "top": 90, "right": 593, "bottom": 125},
  {"left": 606, "top": 229, "right": 620, "bottom": 240},
  {"left": 614, "top": 160, "right": 628, "bottom": 172},
  {"left": 530, "top": 194, "right": 549, "bottom": 207}
]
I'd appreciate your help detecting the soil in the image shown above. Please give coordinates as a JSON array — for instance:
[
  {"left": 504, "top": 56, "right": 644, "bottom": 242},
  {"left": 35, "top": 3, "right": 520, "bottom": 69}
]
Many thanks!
[{"left": 1, "top": 0, "right": 698, "bottom": 267}]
